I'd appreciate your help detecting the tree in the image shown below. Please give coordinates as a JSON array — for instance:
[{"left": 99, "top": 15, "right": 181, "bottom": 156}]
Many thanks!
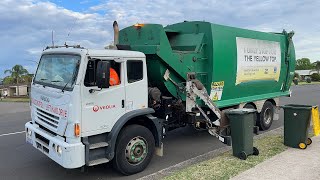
[
  {"left": 4, "top": 65, "right": 29, "bottom": 84},
  {"left": 295, "top": 58, "right": 313, "bottom": 70},
  {"left": 21, "top": 74, "right": 34, "bottom": 83},
  {"left": 4, "top": 65, "right": 29, "bottom": 96},
  {"left": 3, "top": 76, "right": 14, "bottom": 85},
  {"left": 312, "top": 61, "right": 320, "bottom": 74}
]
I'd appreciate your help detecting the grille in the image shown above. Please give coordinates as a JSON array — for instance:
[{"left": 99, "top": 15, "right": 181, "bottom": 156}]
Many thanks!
[
  {"left": 36, "top": 108, "right": 60, "bottom": 130},
  {"left": 35, "top": 133, "right": 50, "bottom": 154}
]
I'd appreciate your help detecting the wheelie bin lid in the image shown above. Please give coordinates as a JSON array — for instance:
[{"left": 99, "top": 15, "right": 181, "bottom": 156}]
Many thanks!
[
  {"left": 226, "top": 108, "right": 257, "bottom": 115},
  {"left": 280, "top": 104, "right": 313, "bottom": 110}
]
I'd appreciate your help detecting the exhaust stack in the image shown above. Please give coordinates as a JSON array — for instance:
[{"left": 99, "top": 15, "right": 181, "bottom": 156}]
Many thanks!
[{"left": 113, "top": 21, "right": 119, "bottom": 50}]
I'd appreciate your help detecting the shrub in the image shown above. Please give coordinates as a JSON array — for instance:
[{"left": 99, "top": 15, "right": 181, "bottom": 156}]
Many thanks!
[
  {"left": 306, "top": 77, "right": 312, "bottom": 83},
  {"left": 310, "top": 73, "right": 320, "bottom": 81}
]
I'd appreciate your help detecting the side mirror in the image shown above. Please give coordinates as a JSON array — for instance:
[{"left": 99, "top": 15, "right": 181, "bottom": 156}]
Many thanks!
[{"left": 96, "top": 61, "right": 110, "bottom": 89}]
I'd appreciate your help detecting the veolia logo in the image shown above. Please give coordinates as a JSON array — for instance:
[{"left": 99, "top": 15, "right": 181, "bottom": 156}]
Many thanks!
[
  {"left": 92, "top": 104, "right": 116, "bottom": 112},
  {"left": 93, "top": 105, "right": 99, "bottom": 112}
]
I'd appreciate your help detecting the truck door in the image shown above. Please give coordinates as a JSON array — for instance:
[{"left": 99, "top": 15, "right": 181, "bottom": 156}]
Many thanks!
[
  {"left": 124, "top": 59, "right": 148, "bottom": 112},
  {"left": 81, "top": 58, "right": 126, "bottom": 135}
]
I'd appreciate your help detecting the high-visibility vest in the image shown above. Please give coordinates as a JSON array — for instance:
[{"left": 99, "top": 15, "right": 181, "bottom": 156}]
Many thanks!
[{"left": 110, "top": 68, "right": 120, "bottom": 86}]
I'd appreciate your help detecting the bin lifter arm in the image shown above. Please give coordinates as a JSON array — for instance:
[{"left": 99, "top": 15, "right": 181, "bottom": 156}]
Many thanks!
[
  {"left": 185, "top": 73, "right": 223, "bottom": 132},
  {"left": 163, "top": 71, "right": 231, "bottom": 145}
]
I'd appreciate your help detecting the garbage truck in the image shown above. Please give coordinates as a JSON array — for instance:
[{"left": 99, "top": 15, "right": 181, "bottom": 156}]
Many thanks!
[{"left": 25, "top": 21, "right": 295, "bottom": 175}]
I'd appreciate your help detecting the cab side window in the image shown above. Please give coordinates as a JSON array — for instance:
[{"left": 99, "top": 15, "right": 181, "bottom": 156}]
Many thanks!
[
  {"left": 127, "top": 60, "right": 143, "bottom": 83},
  {"left": 84, "top": 60, "right": 95, "bottom": 87},
  {"left": 84, "top": 59, "right": 121, "bottom": 87}
]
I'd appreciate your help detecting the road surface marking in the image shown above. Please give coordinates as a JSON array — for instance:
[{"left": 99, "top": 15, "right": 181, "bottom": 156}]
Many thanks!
[{"left": 0, "top": 131, "right": 25, "bottom": 137}]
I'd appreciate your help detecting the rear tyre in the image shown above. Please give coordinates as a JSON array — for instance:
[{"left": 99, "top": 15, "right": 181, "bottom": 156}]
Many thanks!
[
  {"left": 113, "top": 125, "right": 155, "bottom": 175},
  {"left": 258, "top": 101, "right": 274, "bottom": 131}
]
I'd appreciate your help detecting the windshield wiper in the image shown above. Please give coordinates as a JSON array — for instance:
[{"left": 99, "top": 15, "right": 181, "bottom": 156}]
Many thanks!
[
  {"left": 51, "top": 80, "right": 62, "bottom": 83},
  {"left": 61, "top": 79, "right": 71, "bottom": 92},
  {"left": 37, "top": 78, "right": 48, "bottom": 88},
  {"left": 61, "top": 62, "right": 80, "bottom": 92}
]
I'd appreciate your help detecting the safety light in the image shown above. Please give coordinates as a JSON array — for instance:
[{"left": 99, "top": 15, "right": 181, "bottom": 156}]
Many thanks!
[
  {"left": 74, "top": 123, "right": 80, "bottom": 137},
  {"left": 56, "top": 145, "right": 62, "bottom": 155},
  {"left": 133, "top": 23, "right": 144, "bottom": 28}
]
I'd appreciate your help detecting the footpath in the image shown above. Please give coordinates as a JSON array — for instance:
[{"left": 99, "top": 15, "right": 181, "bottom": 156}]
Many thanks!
[{"left": 232, "top": 135, "right": 320, "bottom": 180}]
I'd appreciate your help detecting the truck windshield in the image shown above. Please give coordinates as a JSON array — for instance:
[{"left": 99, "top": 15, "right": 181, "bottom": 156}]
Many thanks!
[{"left": 34, "top": 54, "right": 81, "bottom": 91}]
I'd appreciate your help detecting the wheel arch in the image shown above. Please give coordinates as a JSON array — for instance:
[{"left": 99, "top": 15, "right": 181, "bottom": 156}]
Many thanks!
[
  {"left": 243, "top": 102, "right": 257, "bottom": 109},
  {"left": 243, "top": 99, "right": 277, "bottom": 113},
  {"left": 106, "top": 108, "right": 163, "bottom": 160},
  {"left": 266, "top": 98, "right": 277, "bottom": 106}
]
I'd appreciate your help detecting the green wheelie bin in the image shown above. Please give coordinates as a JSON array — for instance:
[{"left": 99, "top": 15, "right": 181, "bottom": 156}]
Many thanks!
[
  {"left": 281, "top": 104, "right": 313, "bottom": 149},
  {"left": 226, "top": 108, "right": 259, "bottom": 160}
]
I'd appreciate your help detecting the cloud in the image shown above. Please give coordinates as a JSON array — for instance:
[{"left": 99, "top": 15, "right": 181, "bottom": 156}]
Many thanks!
[
  {"left": 0, "top": 0, "right": 109, "bottom": 77},
  {"left": 1, "top": 0, "right": 320, "bottom": 79},
  {"left": 91, "top": 0, "right": 320, "bottom": 60}
]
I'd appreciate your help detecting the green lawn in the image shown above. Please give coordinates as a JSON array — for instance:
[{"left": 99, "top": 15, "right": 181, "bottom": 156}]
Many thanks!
[
  {"left": 164, "top": 135, "right": 287, "bottom": 180},
  {"left": 293, "top": 81, "right": 320, "bottom": 86},
  {"left": 0, "top": 97, "right": 30, "bottom": 102}
]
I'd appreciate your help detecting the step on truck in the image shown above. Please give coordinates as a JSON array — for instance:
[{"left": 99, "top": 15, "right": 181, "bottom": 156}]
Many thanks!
[{"left": 25, "top": 21, "right": 295, "bottom": 175}]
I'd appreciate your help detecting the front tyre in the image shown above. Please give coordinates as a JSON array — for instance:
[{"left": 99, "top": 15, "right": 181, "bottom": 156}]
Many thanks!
[
  {"left": 113, "top": 125, "right": 155, "bottom": 175},
  {"left": 258, "top": 101, "right": 274, "bottom": 131}
]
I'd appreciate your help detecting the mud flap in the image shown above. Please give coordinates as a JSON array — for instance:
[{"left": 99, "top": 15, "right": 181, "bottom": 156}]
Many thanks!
[{"left": 155, "top": 142, "right": 164, "bottom": 157}]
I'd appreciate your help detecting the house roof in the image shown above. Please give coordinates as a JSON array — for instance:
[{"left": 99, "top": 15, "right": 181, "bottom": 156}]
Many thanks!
[{"left": 295, "top": 70, "right": 317, "bottom": 76}]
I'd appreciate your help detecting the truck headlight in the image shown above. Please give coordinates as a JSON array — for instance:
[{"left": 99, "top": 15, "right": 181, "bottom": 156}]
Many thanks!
[{"left": 27, "top": 128, "right": 32, "bottom": 136}]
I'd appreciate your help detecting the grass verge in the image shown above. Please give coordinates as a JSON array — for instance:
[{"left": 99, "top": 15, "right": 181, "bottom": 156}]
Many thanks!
[
  {"left": 0, "top": 97, "right": 30, "bottom": 102},
  {"left": 292, "top": 81, "right": 320, "bottom": 86},
  {"left": 164, "top": 135, "right": 287, "bottom": 180}
]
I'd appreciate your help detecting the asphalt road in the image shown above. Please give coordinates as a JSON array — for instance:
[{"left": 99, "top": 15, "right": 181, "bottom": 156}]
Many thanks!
[{"left": 0, "top": 85, "right": 319, "bottom": 180}]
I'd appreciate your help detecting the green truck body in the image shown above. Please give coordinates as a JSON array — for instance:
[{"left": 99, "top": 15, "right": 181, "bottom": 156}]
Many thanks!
[{"left": 119, "top": 21, "right": 295, "bottom": 108}]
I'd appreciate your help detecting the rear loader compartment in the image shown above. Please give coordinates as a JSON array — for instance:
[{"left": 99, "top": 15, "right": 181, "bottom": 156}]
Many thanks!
[{"left": 118, "top": 21, "right": 295, "bottom": 108}]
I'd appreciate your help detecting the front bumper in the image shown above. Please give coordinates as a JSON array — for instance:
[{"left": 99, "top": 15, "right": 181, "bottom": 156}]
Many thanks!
[{"left": 25, "top": 121, "right": 85, "bottom": 169}]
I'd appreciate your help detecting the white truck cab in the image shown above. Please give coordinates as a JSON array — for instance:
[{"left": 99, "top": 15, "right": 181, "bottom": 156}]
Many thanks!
[{"left": 25, "top": 46, "right": 163, "bottom": 175}]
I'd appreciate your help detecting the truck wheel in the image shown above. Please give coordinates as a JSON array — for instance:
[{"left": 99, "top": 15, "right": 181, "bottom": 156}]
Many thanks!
[
  {"left": 258, "top": 101, "right": 274, "bottom": 131},
  {"left": 113, "top": 125, "right": 155, "bottom": 175}
]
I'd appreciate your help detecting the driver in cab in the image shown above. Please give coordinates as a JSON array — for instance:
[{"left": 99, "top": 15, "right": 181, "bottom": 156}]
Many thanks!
[{"left": 109, "top": 67, "right": 120, "bottom": 86}]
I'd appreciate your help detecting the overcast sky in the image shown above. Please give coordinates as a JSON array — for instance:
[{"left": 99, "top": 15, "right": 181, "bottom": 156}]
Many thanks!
[{"left": 1, "top": 0, "right": 319, "bottom": 78}]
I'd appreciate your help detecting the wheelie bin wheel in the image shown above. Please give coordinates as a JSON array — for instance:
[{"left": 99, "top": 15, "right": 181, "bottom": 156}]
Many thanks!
[
  {"left": 298, "top": 143, "right": 307, "bottom": 149},
  {"left": 306, "top": 138, "right": 312, "bottom": 145},
  {"left": 253, "top": 147, "right": 259, "bottom": 156},
  {"left": 239, "top": 151, "right": 247, "bottom": 160}
]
